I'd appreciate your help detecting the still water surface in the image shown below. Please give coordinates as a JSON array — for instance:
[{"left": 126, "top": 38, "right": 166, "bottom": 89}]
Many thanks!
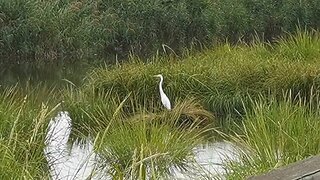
[{"left": 45, "top": 112, "right": 239, "bottom": 180}]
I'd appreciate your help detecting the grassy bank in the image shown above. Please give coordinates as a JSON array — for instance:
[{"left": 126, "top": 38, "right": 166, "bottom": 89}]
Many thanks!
[
  {"left": 78, "top": 31, "right": 320, "bottom": 120},
  {"left": 1, "top": 0, "right": 320, "bottom": 60}
]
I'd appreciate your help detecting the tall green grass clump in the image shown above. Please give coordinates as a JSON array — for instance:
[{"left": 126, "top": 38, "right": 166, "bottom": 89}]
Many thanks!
[
  {"left": 0, "top": 0, "right": 97, "bottom": 58},
  {"left": 0, "top": 86, "right": 59, "bottom": 179},
  {"left": 0, "top": 0, "right": 214, "bottom": 59},
  {"left": 94, "top": 109, "right": 212, "bottom": 179},
  {"left": 225, "top": 94, "right": 320, "bottom": 179},
  {"left": 93, "top": 0, "right": 214, "bottom": 56},
  {"left": 64, "top": 83, "right": 215, "bottom": 134},
  {"left": 90, "top": 98, "right": 212, "bottom": 178},
  {"left": 275, "top": 30, "right": 320, "bottom": 61},
  {"left": 212, "top": 0, "right": 320, "bottom": 42},
  {"left": 64, "top": 85, "right": 215, "bottom": 178}
]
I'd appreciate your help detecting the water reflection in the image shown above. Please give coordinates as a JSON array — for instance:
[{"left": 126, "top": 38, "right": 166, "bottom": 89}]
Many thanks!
[
  {"left": 0, "top": 61, "right": 88, "bottom": 86},
  {"left": 45, "top": 112, "right": 101, "bottom": 180},
  {"left": 173, "top": 142, "right": 239, "bottom": 179},
  {"left": 45, "top": 112, "right": 239, "bottom": 179}
]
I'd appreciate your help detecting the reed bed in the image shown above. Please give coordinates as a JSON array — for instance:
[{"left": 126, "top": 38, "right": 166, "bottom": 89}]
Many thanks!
[{"left": 1, "top": 0, "right": 319, "bottom": 60}]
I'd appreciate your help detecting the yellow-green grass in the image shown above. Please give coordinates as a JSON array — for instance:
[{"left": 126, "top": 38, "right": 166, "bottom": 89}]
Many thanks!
[
  {"left": 77, "top": 31, "right": 320, "bottom": 120},
  {"left": 61, "top": 31, "right": 320, "bottom": 178},
  {"left": 94, "top": 105, "right": 213, "bottom": 178}
]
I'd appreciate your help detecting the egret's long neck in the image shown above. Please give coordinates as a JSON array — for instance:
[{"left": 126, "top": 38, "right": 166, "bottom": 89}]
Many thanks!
[{"left": 159, "top": 76, "right": 164, "bottom": 94}]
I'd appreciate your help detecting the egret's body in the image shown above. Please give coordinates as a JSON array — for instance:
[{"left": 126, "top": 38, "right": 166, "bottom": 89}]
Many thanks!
[{"left": 154, "top": 74, "right": 171, "bottom": 110}]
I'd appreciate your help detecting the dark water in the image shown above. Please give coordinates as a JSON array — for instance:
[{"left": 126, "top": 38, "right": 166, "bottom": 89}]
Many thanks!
[{"left": 0, "top": 58, "right": 102, "bottom": 86}]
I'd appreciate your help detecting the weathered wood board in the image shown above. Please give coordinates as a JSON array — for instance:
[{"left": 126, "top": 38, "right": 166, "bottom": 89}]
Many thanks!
[{"left": 248, "top": 155, "right": 320, "bottom": 180}]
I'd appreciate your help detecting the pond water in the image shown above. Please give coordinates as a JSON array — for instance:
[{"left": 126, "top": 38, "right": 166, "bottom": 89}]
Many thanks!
[
  {"left": 0, "top": 61, "right": 91, "bottom": 86},
  {"left": 45, "top": 112, "right": 99, "bottom": 179},
  {"left": 45, "top": 112, "right": 239, "bottom": 180}
]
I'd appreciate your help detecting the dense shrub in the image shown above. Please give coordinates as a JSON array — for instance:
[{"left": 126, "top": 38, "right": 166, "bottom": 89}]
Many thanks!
[{"left": 0, "top": 0, "right": 319, "bottom": 60}]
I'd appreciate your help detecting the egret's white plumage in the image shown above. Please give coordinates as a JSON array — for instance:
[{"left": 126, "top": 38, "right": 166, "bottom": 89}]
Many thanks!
[{"left": 154, "top": 74, "right": 171, "bottom": 110}]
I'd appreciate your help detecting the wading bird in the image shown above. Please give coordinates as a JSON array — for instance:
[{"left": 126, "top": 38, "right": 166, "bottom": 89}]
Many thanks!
[{"left": 154, "top": 74, "right": 171, "bottom": 110}]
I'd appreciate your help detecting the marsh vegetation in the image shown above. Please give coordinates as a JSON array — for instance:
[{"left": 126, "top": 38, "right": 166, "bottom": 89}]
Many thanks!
[
  {"left": 1, "top": 0, "right": 320, "bottom": 178},
  {"left": 1, "top": 0, "right": 320, "bottom": 60},
  {"left": 1, "top": 30, "right": 320, "bottom": 179}
]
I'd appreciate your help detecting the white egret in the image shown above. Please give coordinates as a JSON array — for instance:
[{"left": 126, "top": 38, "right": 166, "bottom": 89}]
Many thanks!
[{"left": 154, "top": 74, "right": 171, "bottom": 110}]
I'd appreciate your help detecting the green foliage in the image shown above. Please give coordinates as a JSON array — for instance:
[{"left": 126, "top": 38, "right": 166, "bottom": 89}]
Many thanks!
[
  {"left": 1, "top": 0, "right": 320, "bottom": 60},
  {"left": 0, "top": 0, "right": 96, "bottom": 57},
  {"left": 211, "top": 0, "right": 250, "bottom": 41},
  {"left": 226, "top": 94, "right": 320, "bottom": 179},
  {"left": 276, "top": 30, "right": 320, "bottom": 61},
  {"left": 0, "top": 0, "right": 215, "bottom": 59}
]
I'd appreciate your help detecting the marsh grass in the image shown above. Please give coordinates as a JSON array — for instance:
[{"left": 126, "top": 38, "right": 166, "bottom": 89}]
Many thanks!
[
  {"left": 275, "top": 29, "right": 320, "bottom": 61},
  {"left": 91, "top": 98, "right": 214, "bottom": 179},
  {"left": 225, "top": 93, "right": 320, "bottom": 179},
  {"left": 93, "top": 118, "right": 209, "bottom": 179},
  {"left": 0, "top": 85, "right": 59, "bottom": 179},
  {"left": 81, "top": 31, "right": 320, "bottom": 120},
  {"left": 59, "top": 31, "right": 320, "bottom": 178},
  {"left": 61, "top": 31, "right": 320, "bottom": 178},
  {"left": 64, "top": 84, "right": 216, "bottom": 178},
  {"left": 65, "top": 83, "right": 215, "bottom": 134}
]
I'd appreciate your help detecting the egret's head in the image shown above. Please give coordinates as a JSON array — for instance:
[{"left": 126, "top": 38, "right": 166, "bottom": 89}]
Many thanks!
[{"left": 153, "top": 74, "right": 163, "bottom": 78}]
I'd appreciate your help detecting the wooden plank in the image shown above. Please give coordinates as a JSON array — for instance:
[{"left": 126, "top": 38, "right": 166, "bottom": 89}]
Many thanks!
[{"left": 248, "top": 156, "right": 320, "bottom": 180}]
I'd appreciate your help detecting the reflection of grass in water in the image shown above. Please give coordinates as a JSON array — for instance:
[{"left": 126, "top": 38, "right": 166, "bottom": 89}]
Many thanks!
[
  {"left": 0, "top": 60, "right": 90, "bottom": 86},
  {"left": 225, "top": 93, "right": 320, "bottom": 179},
  {"left": 0, "top": 85, "right": 60, "bottom": 178}
]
